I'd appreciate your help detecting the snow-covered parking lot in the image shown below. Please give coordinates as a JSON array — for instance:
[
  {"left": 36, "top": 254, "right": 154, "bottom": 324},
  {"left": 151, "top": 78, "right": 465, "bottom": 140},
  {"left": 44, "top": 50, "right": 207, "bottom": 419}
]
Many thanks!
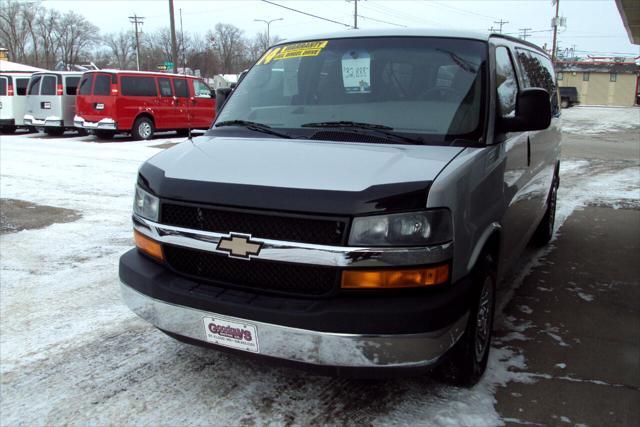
[{"left": 1, "top": 107, "right": 639, "bottom": 426}]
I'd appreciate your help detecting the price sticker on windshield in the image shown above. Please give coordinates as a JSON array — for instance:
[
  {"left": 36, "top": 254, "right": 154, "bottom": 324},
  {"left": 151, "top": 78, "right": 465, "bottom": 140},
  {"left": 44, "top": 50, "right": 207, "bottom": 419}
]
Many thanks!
[{"left": 342, "top": 51, "right": 371, "bottom": 94}]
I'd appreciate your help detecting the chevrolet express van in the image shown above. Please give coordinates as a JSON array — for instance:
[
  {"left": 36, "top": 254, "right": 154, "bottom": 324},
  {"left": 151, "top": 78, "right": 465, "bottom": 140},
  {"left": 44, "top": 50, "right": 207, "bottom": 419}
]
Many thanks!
[
  {"left": 74, "top": 71, "right": 216, "bottom": 140},
  {"left": 120, "top": 29, "right": 560, "bottom": 386},
  {"left": 0, "top": 72, "right": 37, "bottom": 133},
  {"left": 23, "top": 71, "right": 83, "bottom": 136}
]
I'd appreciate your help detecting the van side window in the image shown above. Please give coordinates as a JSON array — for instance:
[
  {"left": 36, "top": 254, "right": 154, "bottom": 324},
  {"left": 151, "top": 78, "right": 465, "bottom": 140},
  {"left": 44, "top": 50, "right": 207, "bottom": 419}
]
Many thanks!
[
  {"left": 173, "top": 79, "right": 189, "bottom": 98},
  {"left": 65, "top": 77, "right": 80, "bottom": 95},
  {"left": 158, "top": 78, "right": 173, "bottom": 97},
  {"left": 41, "top": 75, "right": 57, "bottom": 95},
  {"left": 193, "top": 80, "right": 211, "bottom": 98},
  {"left": 93, "top": 75, "right": 111, "bottom": 96},
  {"left": 79, "top": 75, "right": 93, "bottom": 95},
  {"left": 515, "top": 48, "right": 559, "bottom": 115},
  {"left": 16, "top": 78, "right": 29, "bottom": 95},
  {"left": 121, "top": 76, "right": 157, "bottom": 96},
  {"left": 0, "top": 77, "right": 6, "bottom": 95},
  {"left": 28, "top": 75, "right": 42, "bottom": 95},
  {"left": 495, "top": 47, "right": 518, "bottom": 118}
]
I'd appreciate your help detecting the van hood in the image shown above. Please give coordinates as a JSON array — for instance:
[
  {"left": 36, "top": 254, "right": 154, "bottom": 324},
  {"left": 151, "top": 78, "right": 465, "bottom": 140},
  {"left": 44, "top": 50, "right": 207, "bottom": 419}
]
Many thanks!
[{"left": 141, "top": 136, "right": 463, "bottom": 215}]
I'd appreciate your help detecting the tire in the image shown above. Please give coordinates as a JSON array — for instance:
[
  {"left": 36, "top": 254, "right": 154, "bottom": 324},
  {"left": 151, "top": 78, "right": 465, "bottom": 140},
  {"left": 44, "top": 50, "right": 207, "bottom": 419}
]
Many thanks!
[
  {"left": 94, "top": 130, "right": 115, "bottom": 140},
  {"left": 435, "top": 253, "right": 496, "bottom": 387},
  {"left": 27, "top": 126, "right": 37, "bottom": 133},
  {"left": 132, "top": 116, "right": 154, "bottom": 140},
  {"left": 532, "top": 173, "right": 559, "bottom": 246},
  {"left": 560, "top": 98, "right": 570, "bottom": 108},
  {"left": 44, "top": 127, "right": 65, "bottom": 136},
  {"left": 76, "top": 128, "right": 89, "bottom": 136},
  {"left": 1, "top": 125, "right": 16, "bottom": 134}
]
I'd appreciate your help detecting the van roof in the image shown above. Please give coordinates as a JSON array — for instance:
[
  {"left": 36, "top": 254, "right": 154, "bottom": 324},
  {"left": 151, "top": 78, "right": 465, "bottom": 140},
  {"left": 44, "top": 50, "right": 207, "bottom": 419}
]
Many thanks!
[
  {"left": 86, "top": 69, "right": 201, "bottom": 79},
  {"left": 278, "top": 28, "right": 549, "bottom": 57},
  {"left": 32, "top": 71, "right": 84, "bottom": 76}
]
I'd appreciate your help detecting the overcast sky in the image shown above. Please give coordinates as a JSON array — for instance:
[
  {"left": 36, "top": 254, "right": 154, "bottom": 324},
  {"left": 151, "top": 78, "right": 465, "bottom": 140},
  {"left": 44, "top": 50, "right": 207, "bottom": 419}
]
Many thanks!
[{"left": 40, "top": 0, "right": 639, "bottom": 57}]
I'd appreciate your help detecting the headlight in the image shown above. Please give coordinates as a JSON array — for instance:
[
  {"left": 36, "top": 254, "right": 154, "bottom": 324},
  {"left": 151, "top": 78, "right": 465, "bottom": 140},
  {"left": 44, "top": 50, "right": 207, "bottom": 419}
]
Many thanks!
[
  {"left": 349, "top": 209, "right": 452, "bottom": 246},
  {"left": 133, "top": 185, "right": 159, "bottom": 221}
]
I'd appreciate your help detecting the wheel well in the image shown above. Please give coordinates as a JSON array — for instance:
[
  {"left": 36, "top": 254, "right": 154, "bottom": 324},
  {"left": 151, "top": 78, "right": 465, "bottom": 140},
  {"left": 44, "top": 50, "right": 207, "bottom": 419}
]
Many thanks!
[
  {"left": 134, "top": 112, "right": 155, "bottom": 126},
  {"left": 483, "top": 231, "right": 501, "bottom": 266}
]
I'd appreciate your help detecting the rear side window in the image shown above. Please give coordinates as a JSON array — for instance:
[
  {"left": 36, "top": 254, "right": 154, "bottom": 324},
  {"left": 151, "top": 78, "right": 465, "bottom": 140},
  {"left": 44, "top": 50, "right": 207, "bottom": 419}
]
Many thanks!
[
  {"left": 121, "top": 76, "right": 157, "bottom": 96},
  {"left": 41, "top": 75, "right": 57, "bottom": 95},
  {"left": 28, "top": 75, "right": 42, "bottom": 95},
  {"left": 93, "top": 75, "right": 111, "bottom": 95},
  {"left": 79, "top": 75, "right": 93, "bottom": 95},
  {"left": 158, "top": 78, "right": 173, "bottom": 97},
  {"left": 65, "top": 77, "right": 80, "bottom": 95},
  {"left": 0, "top": 77, "right": 6, "bottom": 96},
  {"left": 495, "top": 46, "right": 518, "bottom": 118},
  {"left": 515, "top": 48, "right": 559, "bottom": 114},
  {"left": 16, "top": 78, "right": 29, "bottom": 95},
  {"left": 173, "top": 79, "right": 189, "bottom": 98}
]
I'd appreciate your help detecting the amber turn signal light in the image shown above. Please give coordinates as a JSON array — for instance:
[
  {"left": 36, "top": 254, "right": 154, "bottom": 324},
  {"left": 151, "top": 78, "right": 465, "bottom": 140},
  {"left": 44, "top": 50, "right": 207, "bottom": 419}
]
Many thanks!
[
  {"left": 134, "top": 230, "right": 164, "bottom": 261},
  {"left": 341, "top": 264, "right": 449, "bottom": 289}
]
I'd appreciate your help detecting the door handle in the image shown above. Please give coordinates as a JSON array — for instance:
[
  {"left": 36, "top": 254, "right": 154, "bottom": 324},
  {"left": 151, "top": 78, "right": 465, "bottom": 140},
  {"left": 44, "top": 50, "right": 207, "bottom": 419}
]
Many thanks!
[{"left": 526, "top": 136, "right": 531, "bottom": 167}]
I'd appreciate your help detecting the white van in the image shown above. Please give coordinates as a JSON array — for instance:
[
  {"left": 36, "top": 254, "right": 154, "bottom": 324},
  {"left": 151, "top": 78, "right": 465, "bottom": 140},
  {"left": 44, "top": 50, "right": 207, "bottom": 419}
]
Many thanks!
[
  {"left": 23, "top": 71, "right": 83, "bottom": 136},
  {"left": 0, "top": 72, "right": 35, "bottom": 134}
]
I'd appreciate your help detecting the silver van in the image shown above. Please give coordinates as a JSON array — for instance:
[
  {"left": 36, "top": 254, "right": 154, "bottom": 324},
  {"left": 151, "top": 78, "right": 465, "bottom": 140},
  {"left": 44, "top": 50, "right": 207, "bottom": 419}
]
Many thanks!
[
  {"left": 119, "top": 29, "right": 561, "bottom": 386},
  {"left": 0, "top": 72, "right": 35, "bottom": 134},
  {"left": 24, "top": 71, "right": 83, "bottom": 136}
]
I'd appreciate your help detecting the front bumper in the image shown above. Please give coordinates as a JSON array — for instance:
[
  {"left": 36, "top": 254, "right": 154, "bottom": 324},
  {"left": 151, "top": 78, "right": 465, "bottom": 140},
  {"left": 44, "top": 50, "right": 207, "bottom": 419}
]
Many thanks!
[
  {"left": 119, "top": 249, "right": 474, "bottom": 370},
  {"left": 23, "top": 114, "right": 62, "bottom": 128},
  {"left": 121, "top": 280, "right": 468, "bottom": 369},
  {"left": 74, "top": 115, "right": 117, "bottom": 130}
]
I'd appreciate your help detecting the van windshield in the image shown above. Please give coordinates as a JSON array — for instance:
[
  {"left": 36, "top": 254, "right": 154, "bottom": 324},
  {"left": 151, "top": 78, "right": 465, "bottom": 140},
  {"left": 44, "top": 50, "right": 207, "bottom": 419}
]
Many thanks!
[{"left": 216, "top": 37, "right": 487, "bottom": 143}]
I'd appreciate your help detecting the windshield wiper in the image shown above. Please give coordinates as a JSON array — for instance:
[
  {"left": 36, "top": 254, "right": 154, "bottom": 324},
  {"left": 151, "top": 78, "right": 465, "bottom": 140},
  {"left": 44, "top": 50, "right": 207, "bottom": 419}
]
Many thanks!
[
  {"left": 214, "top": 120, "right": 293, "bottom": 139},
  {"left": 301, "top": 121, "right": 425, "bottom": 145},
  {"left": 301, "top": 121, "right": 393, "bottom": 130}
]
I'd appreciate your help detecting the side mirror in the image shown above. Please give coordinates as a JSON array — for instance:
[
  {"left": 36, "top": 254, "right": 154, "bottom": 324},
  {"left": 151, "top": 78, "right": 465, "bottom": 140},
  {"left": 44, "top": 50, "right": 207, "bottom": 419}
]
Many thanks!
[
  {"left": 238, "top": 69, "right": 248, "bottom": 84},
  {"left": 499, "top": 88, "right": 551, "bottom": 133},
  {"left": 215, "top": 87, "right": 233, "bottom": 113},
  {"left": 209, "top": 89, "right": 216, "bottom": 99}
]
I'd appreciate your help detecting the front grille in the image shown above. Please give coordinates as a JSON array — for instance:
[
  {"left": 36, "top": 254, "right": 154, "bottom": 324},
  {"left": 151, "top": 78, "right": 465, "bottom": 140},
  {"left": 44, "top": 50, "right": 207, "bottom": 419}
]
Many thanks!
[
  {"left": 161, "top": 203, "right": 346, "bottom": 246},
  {"left": 164, "top": 245, "right": 339, "bottom": 296}
]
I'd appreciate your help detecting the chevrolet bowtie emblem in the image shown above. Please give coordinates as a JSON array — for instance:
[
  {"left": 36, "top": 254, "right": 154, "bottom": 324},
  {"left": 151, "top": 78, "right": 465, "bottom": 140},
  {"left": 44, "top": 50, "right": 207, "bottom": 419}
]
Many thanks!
[{"left": 216, "top": 233, "right": 263, "bottom": 259}]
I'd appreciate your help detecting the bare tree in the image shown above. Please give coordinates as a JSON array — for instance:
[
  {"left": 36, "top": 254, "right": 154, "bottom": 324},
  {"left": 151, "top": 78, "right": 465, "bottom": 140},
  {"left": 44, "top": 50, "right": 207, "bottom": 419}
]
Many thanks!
[
  {"left": 55, "top": 11, "right": 100, "bottom": 66},
  {"left": 104, "top": 31, "right": 135, "bottom": 69},
  {"left": 210, "top": 23, "right": 246, "bottom": 73},
  {"left": 36, "top": 8, "right": 61, "bottom": 69},
  {"left": 0, "top": 0, "right": 32, "bottom": 63}
]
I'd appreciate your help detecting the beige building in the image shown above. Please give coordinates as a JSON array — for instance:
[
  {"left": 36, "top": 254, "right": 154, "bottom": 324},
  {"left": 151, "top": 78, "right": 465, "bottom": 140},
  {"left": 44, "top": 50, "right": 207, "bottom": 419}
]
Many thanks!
[{"left": 556, "top": 61, "right": 639, "bottom": 106}]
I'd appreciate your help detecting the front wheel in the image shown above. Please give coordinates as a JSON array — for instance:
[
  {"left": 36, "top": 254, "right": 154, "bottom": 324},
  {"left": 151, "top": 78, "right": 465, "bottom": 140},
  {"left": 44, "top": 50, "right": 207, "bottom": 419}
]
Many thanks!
[
  {"left": 94, "top": 130, "right": 115, "bottom": 140},
  {"left": 132, "top": 117, "right": 154, "bottom": 141},
  {"left": 1, "top": 125, "right": 16, "bottom": 134},
  {"left": 435, "top": 253, "right": 496, "bottom": 387}
]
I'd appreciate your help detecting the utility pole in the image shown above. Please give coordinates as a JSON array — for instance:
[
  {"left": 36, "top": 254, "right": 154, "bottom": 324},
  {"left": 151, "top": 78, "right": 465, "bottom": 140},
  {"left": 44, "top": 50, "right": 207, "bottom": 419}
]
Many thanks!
[
  {"left": 493, "top": 19, "right": 508, "bottom": 34},
  {"left": 179, "top": 8, "right": 186, "bottom": 74},
  {"left": 346, "top": 0, "right": 359, "bottom": 29},
  {"left": 519, "top": 28, "right": 532, "bottom": 40},
  {"left": 254, "top": 18, "right": 283, "bottom": 46},
  {"left": 488, "top": 26, "right": 497, "bottom": 33},
  {"left": 169, "top": 0, "right": 178, "bottom": 73},
  {"left": 128, "top": 14, "right": 145, "bottom": 71},
  {"left": 551, "top": 0, "right": 560, "bottom": 62}
]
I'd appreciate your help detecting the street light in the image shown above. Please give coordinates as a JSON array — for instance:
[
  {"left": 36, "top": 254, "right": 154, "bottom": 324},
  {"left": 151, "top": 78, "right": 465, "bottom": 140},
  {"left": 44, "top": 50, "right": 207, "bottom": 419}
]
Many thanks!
[{"left": 254, "top": 18, "right": 283, "bottom": 46}]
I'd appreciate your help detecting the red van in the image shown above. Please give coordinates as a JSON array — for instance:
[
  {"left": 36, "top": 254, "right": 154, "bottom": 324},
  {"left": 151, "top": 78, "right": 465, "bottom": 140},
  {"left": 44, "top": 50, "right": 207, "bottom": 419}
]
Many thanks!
[{"left": 74, "top": 70, "right": 216, "bottom": 140}]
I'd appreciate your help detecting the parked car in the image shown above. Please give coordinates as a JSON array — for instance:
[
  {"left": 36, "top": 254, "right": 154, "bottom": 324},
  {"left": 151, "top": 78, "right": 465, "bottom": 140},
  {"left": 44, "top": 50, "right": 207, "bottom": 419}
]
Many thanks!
[
  {"left": 74, "top": 70, "right": 216, "bottom": 140},
  {"left": 119, "top": 29, "right": 561, "bottom": 386},
  {"left": 559, "top": 86, "right": 579, "bottom": 108},
  {"left": 0, "top": 72, "right": 36, "bottom": 134},
  {"left": 23, "top": 71, "right": 83, "bottom": 136}
]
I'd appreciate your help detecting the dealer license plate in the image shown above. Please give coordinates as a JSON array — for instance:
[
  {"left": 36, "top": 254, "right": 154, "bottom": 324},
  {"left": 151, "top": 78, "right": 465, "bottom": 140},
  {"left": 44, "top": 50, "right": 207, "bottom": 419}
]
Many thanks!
[
  {"left": 95, "top": 103, "right": 104, "bottom": 110},
  {"left": 43, "top": 102, "right": 51, "bottom": 109},
  {"left": 203, "top": 316, "right": 259, "bottom": 353}
]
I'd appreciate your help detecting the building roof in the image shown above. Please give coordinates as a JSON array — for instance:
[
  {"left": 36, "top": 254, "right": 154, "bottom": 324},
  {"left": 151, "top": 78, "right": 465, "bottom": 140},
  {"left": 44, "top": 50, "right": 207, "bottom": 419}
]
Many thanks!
[
  {"left": 0, "top": 60, "right": 46, "bottom": 73},
  {"left": 555, "top": 61, "right": 640, "bottom": 74}
]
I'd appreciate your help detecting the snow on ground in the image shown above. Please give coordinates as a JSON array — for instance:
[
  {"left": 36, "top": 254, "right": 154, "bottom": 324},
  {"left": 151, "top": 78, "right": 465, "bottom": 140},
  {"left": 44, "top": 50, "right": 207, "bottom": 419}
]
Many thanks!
[
  {"left": 0, "top": 113, "right": 639, "bottom": 426},
  {"left": 561, "top": 106, "right": 640, "bottom": 134}
]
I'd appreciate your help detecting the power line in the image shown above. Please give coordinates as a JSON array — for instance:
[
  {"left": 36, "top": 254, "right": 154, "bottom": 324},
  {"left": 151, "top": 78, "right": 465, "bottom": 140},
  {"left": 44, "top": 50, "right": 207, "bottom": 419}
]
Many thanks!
[
  {"left": 366, "top": 1, "right": 442, "bottom": 26},
  {"left": 494, "top": 19, "right": 509, "bottom": 34},
  {"left": 425, "top": 0, "right": 497, "bottom": 20},
  {"left": 519, "top": 28, "right": 532, "bottom": 40},
  {"left": 260, "top": 0, "right": 351, "bottom": 28},
  {"left": 128, "top": 14, "right": 145, "bottom": 71},
  {"left": 357, "top": 14, "right": 407, "bottom": 28}
]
